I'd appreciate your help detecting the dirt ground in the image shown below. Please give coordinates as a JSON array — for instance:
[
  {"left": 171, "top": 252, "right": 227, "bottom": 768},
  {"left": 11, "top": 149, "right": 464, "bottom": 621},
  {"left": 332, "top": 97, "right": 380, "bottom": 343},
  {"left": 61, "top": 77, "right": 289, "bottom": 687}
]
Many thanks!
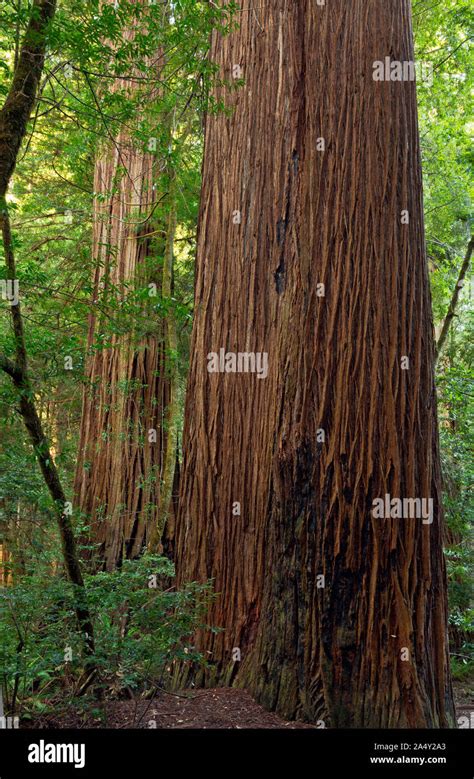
[
  {"left": 23, "top": 688, "right": 317, "bottom": 729},
  {"left": 22, "top": 683, "right": 472, "bottom": 729}
]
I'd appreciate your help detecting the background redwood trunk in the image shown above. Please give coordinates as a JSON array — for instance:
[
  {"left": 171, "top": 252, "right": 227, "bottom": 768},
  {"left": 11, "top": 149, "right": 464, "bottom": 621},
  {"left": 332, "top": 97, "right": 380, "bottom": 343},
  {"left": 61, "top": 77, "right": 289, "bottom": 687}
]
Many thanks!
[
  {"left": 74, "top": 138, "right": 169, "bottom": 570},
  {"left": 74, "top": 1, "right": 172, "bottom": 571},
  {"left": 175, "top": 0, "right": 455, "bottom": 727}
]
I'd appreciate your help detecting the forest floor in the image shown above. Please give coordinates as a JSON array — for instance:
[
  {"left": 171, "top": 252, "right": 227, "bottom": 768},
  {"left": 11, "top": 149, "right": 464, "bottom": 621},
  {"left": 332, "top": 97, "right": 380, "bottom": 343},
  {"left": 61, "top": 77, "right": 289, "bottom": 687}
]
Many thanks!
[
  {"left": 23, "top": 688, "right": 315, "bottom": 729},
  {"left": 22, "top": 682, "right": 473, "bottom": 729}
]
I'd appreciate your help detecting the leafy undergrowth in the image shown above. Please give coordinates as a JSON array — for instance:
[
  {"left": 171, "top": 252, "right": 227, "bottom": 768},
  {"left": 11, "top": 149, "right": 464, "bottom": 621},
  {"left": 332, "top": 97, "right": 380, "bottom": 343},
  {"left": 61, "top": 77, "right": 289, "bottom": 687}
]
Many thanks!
[{"left": 0, "top": 555, "right": 215, "bottom": 723}]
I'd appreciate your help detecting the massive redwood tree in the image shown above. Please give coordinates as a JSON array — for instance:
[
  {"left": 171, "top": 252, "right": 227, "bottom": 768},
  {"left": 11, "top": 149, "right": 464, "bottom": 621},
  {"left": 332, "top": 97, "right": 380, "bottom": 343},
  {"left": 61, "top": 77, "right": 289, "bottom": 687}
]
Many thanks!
[{"left": 175, "top": 0, "right": 455, "bottom": 727}]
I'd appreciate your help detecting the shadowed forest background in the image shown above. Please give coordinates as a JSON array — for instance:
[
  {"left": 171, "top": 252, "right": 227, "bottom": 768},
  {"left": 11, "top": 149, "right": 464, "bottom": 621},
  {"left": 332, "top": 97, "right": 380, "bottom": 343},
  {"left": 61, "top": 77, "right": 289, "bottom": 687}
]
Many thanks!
[{"left": 0, "top": 0, "right": 472, "bottom": 729}]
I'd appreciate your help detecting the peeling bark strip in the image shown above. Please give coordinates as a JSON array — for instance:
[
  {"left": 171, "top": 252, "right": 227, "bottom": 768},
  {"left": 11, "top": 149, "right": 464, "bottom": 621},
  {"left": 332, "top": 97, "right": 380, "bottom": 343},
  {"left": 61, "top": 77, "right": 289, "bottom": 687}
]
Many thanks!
[{"left": 175, "top": 1, "right": 455, "bottom": 726}]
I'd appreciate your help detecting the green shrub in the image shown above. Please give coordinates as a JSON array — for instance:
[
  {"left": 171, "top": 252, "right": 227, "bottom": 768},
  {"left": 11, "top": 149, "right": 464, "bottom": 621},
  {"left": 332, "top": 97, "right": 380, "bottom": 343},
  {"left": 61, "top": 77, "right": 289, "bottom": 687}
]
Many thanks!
[{"left": 0, "top": 555, "right": 214, "bottom": 718}]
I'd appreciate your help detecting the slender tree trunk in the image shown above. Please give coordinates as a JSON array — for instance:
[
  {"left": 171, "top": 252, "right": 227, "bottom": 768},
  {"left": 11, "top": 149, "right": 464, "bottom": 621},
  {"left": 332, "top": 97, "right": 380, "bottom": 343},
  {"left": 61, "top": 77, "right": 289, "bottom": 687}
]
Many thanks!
[
  {"left": 0, "top": 0, "right": 57, "bottom": 198},
  {"left": 0, "top": 0, "right": 95, "bottom": 662},
  {"left": 1, "top": 210, "right": 94, "bottom": 659},
  {"left": 175, "top": 0, "right": 455, "bottom": 727},
  {"left": 436, "top": 236, "right": 473, "bottom": 362},
  {"left": 0, "top": 542, "right": 13, "bottom": 586}
]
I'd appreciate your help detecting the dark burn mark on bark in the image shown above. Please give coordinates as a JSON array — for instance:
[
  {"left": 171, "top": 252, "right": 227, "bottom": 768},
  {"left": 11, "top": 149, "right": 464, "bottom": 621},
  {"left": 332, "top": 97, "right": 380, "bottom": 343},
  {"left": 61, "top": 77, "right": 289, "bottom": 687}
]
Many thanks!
[
  {"left": 276, "top": 217, "right": 287, "bottom": 246},
  {"left": 342, "top": 486, "right": 353, "bottom": 503},
  {"left": 292, "top": 149, "right": 299, "bottom": 175},
  {"left": 274, "top": 262, "right": 285, "bottom": 294},
  {"left": 275, "top": 218, "right": 288, "bottom": 293}
]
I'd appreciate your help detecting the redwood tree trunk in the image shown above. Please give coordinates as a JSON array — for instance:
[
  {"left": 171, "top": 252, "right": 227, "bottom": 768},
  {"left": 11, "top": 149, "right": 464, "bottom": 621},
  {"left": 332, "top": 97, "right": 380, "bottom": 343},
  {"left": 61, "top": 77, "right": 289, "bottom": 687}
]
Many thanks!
[
  {"left": 73, "top": 2, "right": 173, "bottom": 571},
  {"left": 74, "top": 135, "right": 170, "bottom": 570},
  {"left": 175, "top": 0, "right": 455, "bottom": 727}
]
